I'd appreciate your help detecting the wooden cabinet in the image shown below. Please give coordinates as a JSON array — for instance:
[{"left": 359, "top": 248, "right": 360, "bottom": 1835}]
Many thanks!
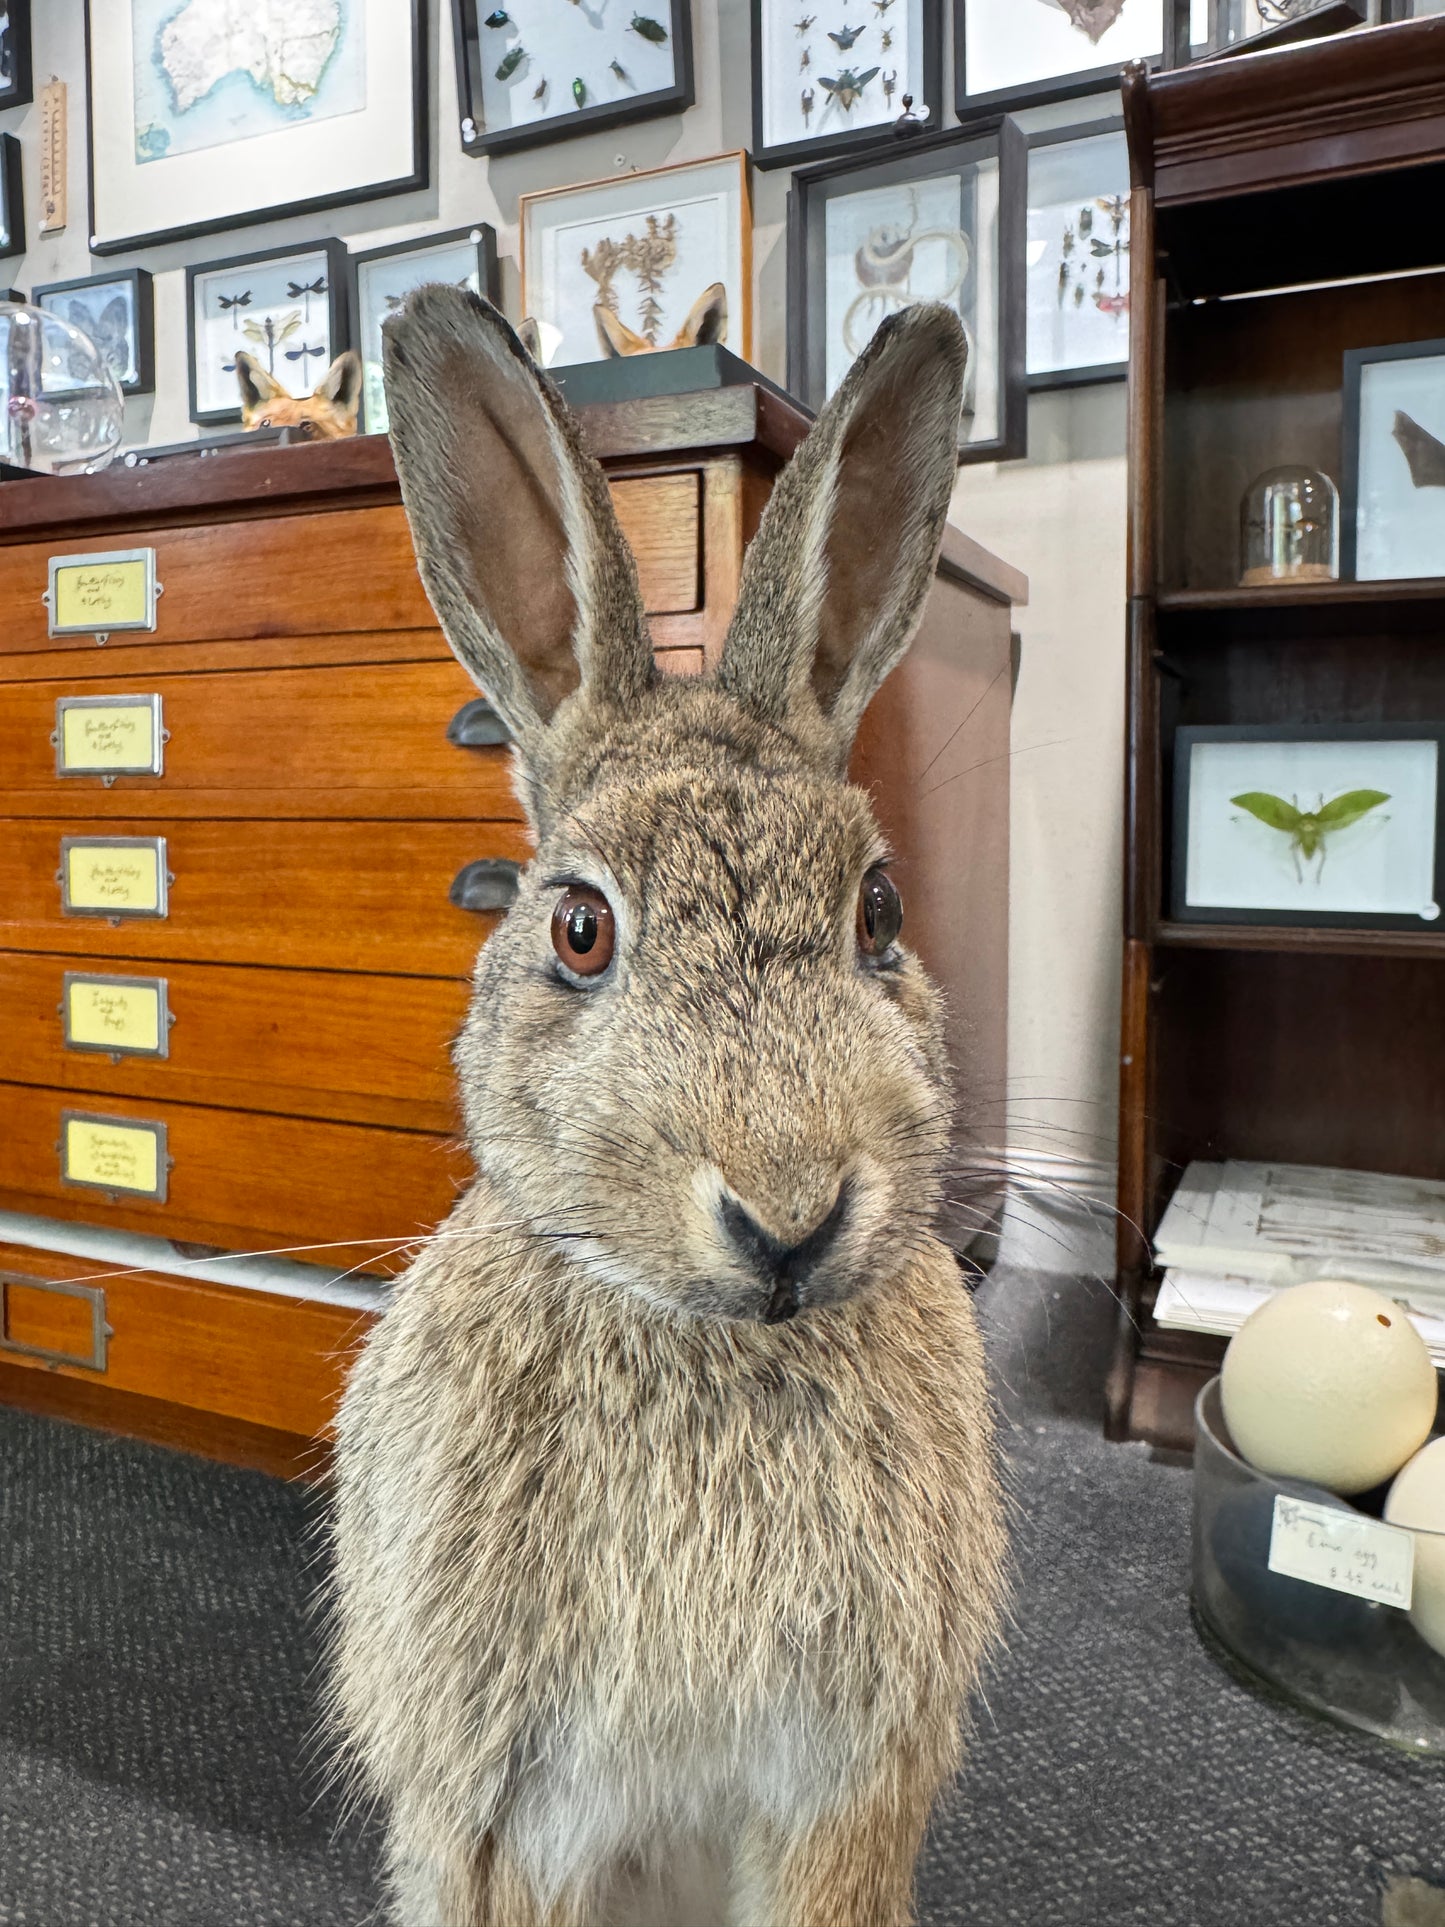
[{"left": 0, "top": 382, "right": 1021, "bottom": 1473}]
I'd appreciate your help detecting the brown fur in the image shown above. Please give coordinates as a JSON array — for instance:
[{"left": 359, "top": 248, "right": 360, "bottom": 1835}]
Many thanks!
[
  {"left": 331, "top": 287, "right": 1006, "bottom": 1927},
  {"left": 595, "top": 281, "right": 729, "bottom": 358},
  {"left": 235, "top": 347, "right": 361, "bottom": 438}
]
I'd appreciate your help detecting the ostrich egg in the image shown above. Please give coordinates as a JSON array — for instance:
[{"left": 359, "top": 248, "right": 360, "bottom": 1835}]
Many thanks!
[{"left": 1385, "top": 1437, "right": 1445, "bottom": 1661}]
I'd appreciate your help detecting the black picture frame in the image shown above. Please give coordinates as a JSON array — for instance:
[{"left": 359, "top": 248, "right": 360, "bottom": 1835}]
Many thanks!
[
  {"left": 1170, "top": 722, "right": 1445, "bottom": 930},
  {"left": 0, "top": 131, "right": 22, "bottom": 259},
  {"left": 347, "top": 225, "right": 500, "bottom": 434},
  {"left": 1340, "top": 335, "right": 1445, "bottom": 584},
  {"left": 1383, "top": 0, "right": 1445, "bottom": 17},
  {"left": 451, "top": 0, "right": 694, "bottom": 159},
  {"left": 954, "top": 0, "right": 1163, "bottom": 115},
  {"left": 787, "top": 118, "right": 1027, "bottom": 465},
  {"left": 1167, "top": 0, "right": 1364, "bottom": 61},
  {"left": 749, "top": 0, "right": 944, "bottom": 172},
  {"left": 31, "top": 268, "right": 156, "bottom": 396},
  {"left": 1025, "top": 117, "right": 1131, "bottom": 392},
  {"left": 0, "top": 1, "right": 32, "bottom": 109},
  {"left": 84, "top": 0, "right": 427, "bottom": 255},
  {"left": 185, "top": 238, "right": 349, "bottom": 428}
]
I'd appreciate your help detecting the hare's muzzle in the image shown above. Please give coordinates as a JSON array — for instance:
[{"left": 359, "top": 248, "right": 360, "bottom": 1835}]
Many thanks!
[{"left": 718, "top": 1178, "right": 851, "bottom": 1322}]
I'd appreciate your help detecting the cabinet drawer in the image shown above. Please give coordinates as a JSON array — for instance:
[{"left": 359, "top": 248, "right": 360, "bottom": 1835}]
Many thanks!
[
  {"left": 0, "top": 818, "right": 529, "bottom": 974},
  {"left": 0, "top": 1241, "right": 372, "bottom": 1438},
  {"left": 0, "top": 952, "right": 468, "bottom": 1132},
  {"left": 0, "top": 659, "right": 522, "bottom": 820},
  {"left": 0, "top": 1083, "right": 471, "bottom": 1272}
]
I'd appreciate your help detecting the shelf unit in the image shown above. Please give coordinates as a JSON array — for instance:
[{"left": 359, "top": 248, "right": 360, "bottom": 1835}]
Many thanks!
[{"left": 1111, "top": 17, "right": 1445, "bottom": 1449}]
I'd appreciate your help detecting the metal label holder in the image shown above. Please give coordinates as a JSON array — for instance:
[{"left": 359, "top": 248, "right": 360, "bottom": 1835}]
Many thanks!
[
  {"left": 0, "top": 1274, "right": 111, "bottom": 1373},
  {"left": 53, "top": 692, "right": 166, "bottom": 780},
  {"left": 42, "top": 547, "right": 162, "bottom": 640}
]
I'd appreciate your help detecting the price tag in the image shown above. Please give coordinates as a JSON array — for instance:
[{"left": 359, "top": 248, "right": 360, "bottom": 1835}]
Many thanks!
[{"left": 1269, "top": 1494, "right": 1414, "bottom": 1609}]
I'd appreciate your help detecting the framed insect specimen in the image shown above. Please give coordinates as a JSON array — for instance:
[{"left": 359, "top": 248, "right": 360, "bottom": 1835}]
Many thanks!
[
  {"left": 451, "top": 0, "right": 693, "bottom": 158},
  {"left": 348, "top": 225, "right": 500, "bottom": 435},
  {"left": 32, "top": 269, "right": 156, "bottom": 396},
  {"left": 186, "top": 239, "right": 348, "bottom": 427},
  {"left": 1025, "top": 120, "right": 1129, "bottom": 389},
  {"left": 1342, "top": 338, "right": 1445, "bottom": 583},
  {"left": 956, "top": 0, "right": 1164, "bottom": 114},
  {"left": 1171, "top": 724, "right": 1445, "bottom": 930},
  {"left": 0, "top": 1, "right": 32, "bottom": 110},
  {"left": 750, "top": 0, "right": 944, "bottom": 172},
  {"left": 0, "top": 132, "right": 22, "bottom": 260},
  {"left": 84, "top": 0, "right": 427, "bottom": 254},
  {"left": 786, "top": 120, "right": 1026, "bottom": 463},
  {"left": 521, "top": 151, "right": 752, "bottom": 368}
]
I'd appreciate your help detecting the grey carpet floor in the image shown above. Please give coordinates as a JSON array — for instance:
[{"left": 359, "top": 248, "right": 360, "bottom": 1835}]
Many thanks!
[{"left": 1, "top": 1269, "right": 1443, "bottom": 1926}]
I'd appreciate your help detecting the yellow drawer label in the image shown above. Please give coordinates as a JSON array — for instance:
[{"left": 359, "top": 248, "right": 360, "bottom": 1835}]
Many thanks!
[
  {"left": 48, "top": 550, "right": 158, "bottom": 635},
  {"left": 63, "top": 973, "right": 168, "bottom": 1056},
  {"left": 57, "top": 695, "right": 162, "bottom": 776},
  {"left": 61, "top": 1112, "right": 168, "bottom": 1200},
  {"left": 60, "top": 837, "right": 167, "bottom": 917}
]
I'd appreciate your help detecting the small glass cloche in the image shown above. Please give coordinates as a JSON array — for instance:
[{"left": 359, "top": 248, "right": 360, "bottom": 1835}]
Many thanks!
[
  {"left": 1240, "top": 464, "right": 1340, "bottom": 588},
  {"left": 0, "top": 301, "right": 125, "bottom": 477}
]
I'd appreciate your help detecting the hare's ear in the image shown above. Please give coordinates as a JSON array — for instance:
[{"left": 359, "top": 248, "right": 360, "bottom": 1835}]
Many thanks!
[
  {"left": 314, "top": 349, "right": 361, "bottom": 416},
  {"left": 716, "top": 303, "right": 965, "bottom": 768},
  {"left": 678, "top": 282, "right": 727, "bottom": 347},
  {"left": 235, "top": 351, "right": 289, "bottom": 420},
  {"left": 383, "top": 285, "right": 654, "bottom": 749}
]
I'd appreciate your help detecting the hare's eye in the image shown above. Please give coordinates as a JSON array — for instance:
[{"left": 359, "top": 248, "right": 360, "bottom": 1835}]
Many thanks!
[
  {"left": 551, "top": 886, "right": 615, "bottom": 981},
  {"left": 857, "top": 865, "right": 902, "bottom": 957}
]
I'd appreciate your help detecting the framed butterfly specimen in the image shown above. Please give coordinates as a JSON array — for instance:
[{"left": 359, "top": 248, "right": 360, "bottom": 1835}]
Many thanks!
[
  {"left": 956, "top": 0, "right": 1164, "bottom": 114},
  {"left": 0, "top": 1, "right": 33, "bottom": 110},
  {"left": 347, "top": 225, "right": 500, "bottom": 435},
  {"left": 750, "top": 0, "right": 943, "bottom": 171},
  {"left": 1171, "top": 723, "right": 1445, "bottom": 931},
  {"left": 1025, "top": 119, "right": 1130, "bottom": 389},
  {"left": 186, "top": 239, "right": 348, "bottom": 428},
  {"left": 32, "top": 268, "right": 156, "bottom": 396},
  {"left": 1342, "top": 337, "right": 1445, "bottom": 583}
]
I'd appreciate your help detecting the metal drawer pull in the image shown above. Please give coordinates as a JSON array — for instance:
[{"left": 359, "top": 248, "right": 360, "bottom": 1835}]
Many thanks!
[
  {"left": 449, "top": 859, "right": 522, "bottom": 913},
  {"left": 446, "top": 698, "right": 511, "bottom": 747},
  {"left": 0, "top": 1275, "right": 111, "bottom": 1373}
]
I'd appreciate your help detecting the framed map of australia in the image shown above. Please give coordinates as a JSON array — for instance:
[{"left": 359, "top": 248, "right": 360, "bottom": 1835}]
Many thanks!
[{"left": 84, "top": 0, "right": 426, "bottom": 253}]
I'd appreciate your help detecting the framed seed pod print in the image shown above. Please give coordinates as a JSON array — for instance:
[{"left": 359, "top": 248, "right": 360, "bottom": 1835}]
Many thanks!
[
  {"left": 750, "top": 0, "right": 944, "bottom": 172},
  {"left": 32, "top": 268, "right": 156, "bottom": 396},
  {"left": 956, "top": 0, "right": 1164, "bottom": 114},
  {"left": 1025, "top": 120, "right": 1130, "bottom": 389},
  {"left": 186, "top": 239, "right": 348, "bottom": 427},
  {"left": 787, "top": 120, "right": 1027, "bottom": 463},
  {"left": 348, "top": 225, "right": 500, "bottom": 434},
  {"left": 451, "top": 0, "right": 693, "bottom": 158}
]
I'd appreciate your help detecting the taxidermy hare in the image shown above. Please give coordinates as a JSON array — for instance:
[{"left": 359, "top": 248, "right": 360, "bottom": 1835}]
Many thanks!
[
  {"left": 234, "top": 347, "right": 361, "bottom": 439},
  {"left": 332, "top": 285, "right": 1006, "bottom": 1927}
]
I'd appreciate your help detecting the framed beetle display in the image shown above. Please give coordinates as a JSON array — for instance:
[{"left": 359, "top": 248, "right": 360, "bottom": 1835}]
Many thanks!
[
  {"left": 186, "top": 238, "right": 348, "bottom": 427},
  {"left": 750, "top": 0, "right": 943, "bottom": 172}
]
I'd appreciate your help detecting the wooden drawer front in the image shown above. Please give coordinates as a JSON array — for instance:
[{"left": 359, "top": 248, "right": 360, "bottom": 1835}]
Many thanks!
[
  {"left": 0, "top": 660, "right": 522, "bottom": 820},
  {"left": 0, "top": 1242, "right": 373, "bottom": 1437},
  {"left": 0, "top": 953, "right": 468, "bottom": 1132},
  {"left": 0, "top": 818, "right": 529, "bottom": 974},
  {"left": 0, "top": 478, "right": 701, "bottom": 656},
  {"left": 0, "top": 1083, "right": 471, "bottom": 1271}
]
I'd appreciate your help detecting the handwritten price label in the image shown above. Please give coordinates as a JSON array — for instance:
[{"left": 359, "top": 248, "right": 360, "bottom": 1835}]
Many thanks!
[{"left": 1269, "top": 1494, "right": 1414, "bottom": 1609}]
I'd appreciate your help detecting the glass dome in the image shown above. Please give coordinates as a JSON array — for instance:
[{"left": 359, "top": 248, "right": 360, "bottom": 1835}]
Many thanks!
[
  {"left": 0, "top": 302, "right": 125, "bottom": 476},
  {"left": 1240, "top": 464, "right": 1340, "bottom": 587}
]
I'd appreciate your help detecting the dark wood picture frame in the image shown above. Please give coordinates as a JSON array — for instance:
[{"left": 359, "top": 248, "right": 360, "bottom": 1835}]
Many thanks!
[
  {"left": 750, "top": 0, "right": 944, "bottom": 172},
  {"left": 1170, "top": 722, "right": 1445, "bottom": 930},
  {"left": 955, "top": 0, "right": 1162, "bottom": 113},
  {"left": 1340, "top": 334, "right": 1445, "bottom": 583},
  {"left": 185, "top": 238, "right": 349, "bottom": 428},
  {"left": 0, "top": 0, "right": 32, "bottom": 109},
  {"left": 84, "top": 0, "right": 427, "bottom": 255},
  {"left": 0, "top": 132, "right": 21, "bottom": 260},
  {"left": 787, "top": 119, "right": 1027, "bottom": 465},
  {"left": 346, "top": 225, "right": 500, "bottom": 434},
  {"left": 451, "top": 0, "right": 694, "bottom": 159},
  {"left": 1025, "top": 117, "right": 1131, "bottom": 391},
  {"left": 31, "top": 268, "right": 156, "bottom": 396}
]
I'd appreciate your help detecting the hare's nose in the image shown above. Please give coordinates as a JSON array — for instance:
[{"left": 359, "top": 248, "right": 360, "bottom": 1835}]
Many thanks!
[{"left": 719, "top": 1179, "right": 851, "bottom": 1318}]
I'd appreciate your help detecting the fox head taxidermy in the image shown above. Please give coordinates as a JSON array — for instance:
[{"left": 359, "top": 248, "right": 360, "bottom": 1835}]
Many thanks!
[
  {"left": 234, "top": 349, "right": 362, "bottom": 439},
  {"left": 593, "top": 280, "right": 728, "bottom": 358}
]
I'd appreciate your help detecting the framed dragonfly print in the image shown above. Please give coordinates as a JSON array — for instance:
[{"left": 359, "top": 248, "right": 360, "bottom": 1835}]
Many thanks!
[
  {"left": 1342, "top": 337, "right": 1445, "bottom": 582},
  {"left": 750, "top": 0, "right": 944, "bottom": 172},
  {"left": 0, "top": 1, "right": 32, "bottom": 110},
  {"left": 186, "top": 239, "right": 348, "bottom": 426},
  {"left": 787, "top": 120, "right": 1027, "bottom": 463},
  {"left": 451, "top": 0, "right": 693, "bottom": 158},
  {"left": 956, "top": 0, "right": 1164, "bottom": 113},
  {"left": 84, "top": 0, "right": 426, "bottom": 254},
  {"left": 348, "top": 225, "right": 500, "bottom": 435},
  {"left": 32, "top": 269, "right": 156, "bottom": 396},
  {"left": 1025, "top": 120, "right": 1130, "bottom": 389}
]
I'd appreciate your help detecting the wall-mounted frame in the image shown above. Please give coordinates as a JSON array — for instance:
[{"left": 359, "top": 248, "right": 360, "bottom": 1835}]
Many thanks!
[
  {"left": 750, "top": 0, "right": 943, "bottom": 172},
  {"left": 0, "top": 132, "right": 23, "bottom": 260},
  {"left": 787, "top": 118, "right": 1027, "bottom": 463},
  {"left": 521, "top": 151, "right": 752, "bottom": 367},
  {"left": 956, "top": 0, "right": 1163, "bottom": 114},
  {"left": 1025, "top": 119, "right": 1130, "bottom": 389},
  {"left": 32, "top": 269, "right": 156, "bottom": 397},
  {"left": 1165, "top": 0, "right": 1364, "bottom": 60},
  {"left": 451, "top": 0, "right": 693, "bottom": 158},
  {"left": 0, "top": 2, "right": 32, "bottom": 110},
  {"left": 186, "top": 239, "right": 348, "bottom": 427},
  {"left": 1170, "top": 723, "right": 1445, "bottom": 930},
  {"left": 1383, "top": 0, "right": 1445, "bottom": 18},
  {"left": 84, "top": 0, "right": 427, "bottom": 254},
  {"left": 348, "top": 225, "right": 500, "bottom": 435},
  {"left": 1342, "top": 336, "right": 1445, "bottom": 583}
]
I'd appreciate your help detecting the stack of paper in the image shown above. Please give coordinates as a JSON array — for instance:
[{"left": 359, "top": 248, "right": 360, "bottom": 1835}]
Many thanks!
[{"left": 1152, "top": 1162, "right": 1445, "bottom": 1368}]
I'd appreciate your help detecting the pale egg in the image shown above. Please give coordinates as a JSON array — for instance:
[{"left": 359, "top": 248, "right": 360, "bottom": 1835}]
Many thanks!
[
  {"left": 1384, "top": 1436, "right": 1445, "bottom": 1661},
  {"left": 1220, "top": 1280, "right": 1439, "bottom": 1496}
]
